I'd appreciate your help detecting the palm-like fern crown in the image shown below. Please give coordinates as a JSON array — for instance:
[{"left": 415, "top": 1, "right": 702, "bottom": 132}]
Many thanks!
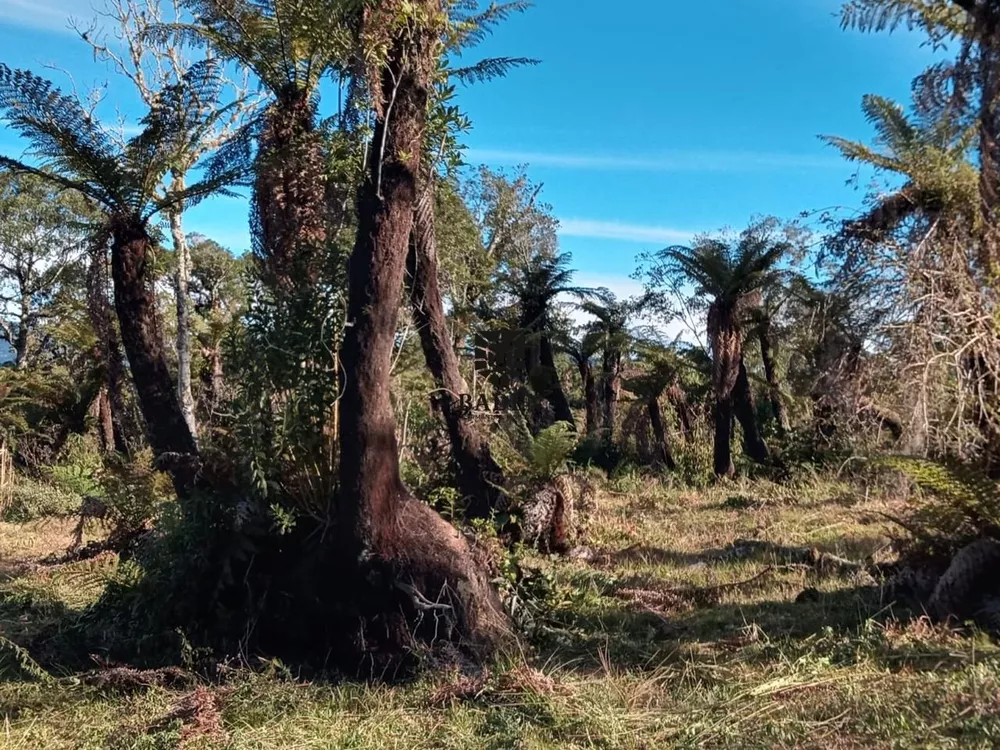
[
  {"left": 168, "top": 0, "right": 357, "bottom": 99},
  {"left": 822, "top": 94, "right": 978, "bottom": 210},
  {"left": 579, "top": 291, "right": 644, "bottom": 356},
  {"left": 624, "top": 343, "right": 681, "bottom": 399},
  {"left": 443, "top": 1, "right": 537, "bottom": 84},
  {"left": 664, "top": 228, "right": 787, "bottom": 306},
  {"left": 505, "top": 251, "right": 586, "bottom": 329},
  {"left": 0, "top": 61, "right": 244, "bottom": 223}
]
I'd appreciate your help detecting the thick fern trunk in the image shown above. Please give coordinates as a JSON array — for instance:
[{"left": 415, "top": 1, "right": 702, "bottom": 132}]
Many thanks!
[
  {"left": 407, "top": 172, "right": 506, "bottom": 520},
  {"left": 648, "top": 395, "right": 676, "bottom": 471},
  {"left": 733, "top": 360, "right": 770, "bottom": 464},
  {"left": 86, "top": 236, "right": 130, "bottom": 454},
  {"left": 713, "top": 395, "right": 735, "bottom": 478},
  {"left": 109, "top": 216, "right": 198, "bottom": 493},
  {"left": 602, "top": 350, "right": 622, "bottom": 442},
  {"left": 539, "top": 335, "right": 576, "bottom": 428},
  {"left": 254, "top": 89, "right": 327, "bottom": 291},
  {"left": 338, "top": 0, "right": 507, "bottom": 657},
  {"left": 95, "top": 386, "right": 115, "bottom": 453},
  {"left": 576, "top": 357, "right": 599, "bottom": 435},
  {"left": 666, "top": 383, "right": 695, "bottom": 442}
]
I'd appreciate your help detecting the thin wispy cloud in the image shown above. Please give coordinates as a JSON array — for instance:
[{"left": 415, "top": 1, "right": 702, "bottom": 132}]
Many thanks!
[
  {"left": 558, "top": 219, "right": 696, "bottom": 245},
  {"left": 0, "top": 0, "right": 82, "bottom": 35},
  {"left": 466, "top": 147, "right": 844, "bottom": 173}
]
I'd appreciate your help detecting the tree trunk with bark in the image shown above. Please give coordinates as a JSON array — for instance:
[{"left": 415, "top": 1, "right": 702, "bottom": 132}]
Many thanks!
[
  {"left": 337, "top": 0, "right": 507, "bottom": 657},
  {"left": 758, "top": 320, "right": 789, "bottom": 436},
  {"left": 539, "top": 335, "right": 576, "bottom": 428},
  {"left": 201, "top": 342, "right": 225, "bottom": 420},
  {"left": 666, "top": 383, "right": 694, "bottom": 442},
  {"left": 733, "top": 359, "right": 770, "bottom": 464},
  {"left": 87, "top": 236, "right": 130, "bottom": 455},
  {"left": 647, "top": 395, "right": 676, "bottom": 471},
  {"left": 602, "top": 350, "right": 622, "bottom": 442},
  {"left": 109, "top": 216, "right": 198, "bottom": 493},
  {"left": 168, "top": 175, "right": 198, "bottom": 444},
  {"left": 94, "top": 387, "right": 115, "bottom": 453},
  {"left": 254, "top": 89, "right": 327, "bottom": 291},
  {"left": 13, "top": 295, "right": 30, "bottom": 369},
  {"left": 713, "top": 395, "right": 736, "bottom": 478},
  {"left": 407, "top": 171, "right": 506, "bottom": 520},
  {"left": 576, "top": 356, "right": 599, "bottom": 436}
]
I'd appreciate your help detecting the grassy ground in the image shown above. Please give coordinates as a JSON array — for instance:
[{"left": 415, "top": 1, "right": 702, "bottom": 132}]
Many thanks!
[{"left": 1, "top": 476, "right": 999, "bottom": 749}]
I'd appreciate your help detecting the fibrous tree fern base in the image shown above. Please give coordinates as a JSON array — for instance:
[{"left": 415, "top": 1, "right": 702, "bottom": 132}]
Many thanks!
[{"left": 337, "top": 0, "right": 508, "bottom": 658}]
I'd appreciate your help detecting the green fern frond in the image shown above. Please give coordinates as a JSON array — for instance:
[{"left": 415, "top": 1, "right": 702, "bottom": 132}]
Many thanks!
[
  {"left": 841, "top": 0, "right": 967, "bottom": 41},
  {"left": 0, "top": 636, "right": 52, "bottom": 683},
  {"left": 529, "top": 421, "right": 577, "bottom": 481},
  {"left": 448, "top": 1, "right": 534, "bottom": 51},
  {"left": 450, "top": 57, "right": 538, "bottom": 84},
  {"left": 878, "top": 455, "right": 1000, "bottom": 560}
]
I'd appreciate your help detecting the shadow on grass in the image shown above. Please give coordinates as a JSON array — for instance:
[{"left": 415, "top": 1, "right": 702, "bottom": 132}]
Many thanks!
[
  {"left": 605, "top": 536, "right": 890, "bottom": 571},
  {"left": 535, "top": 572, "right": 982, "bottom": 677}
]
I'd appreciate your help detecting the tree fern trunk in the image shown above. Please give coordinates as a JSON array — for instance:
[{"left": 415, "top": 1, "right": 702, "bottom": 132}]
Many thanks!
[
  {"left": 758, "top": 320, "right": 788, "bottom": 435},
  {"left": 338, "top": 0, "right": 507, "bottom": 657},
  {"left": 602, "top": 350, "right": 622, "bottom": 442},
  {"left": 733, "top": 359, "right": 770, "bottom": 464},
  {"left": 713, "top": 395, "right": 735, "bottom": 478},
  {"left": 407, "top": 171, "right": 506, "bottom": 520},
  {"left": 253, "top": 89, "right": 327, "bottom": 291},
  {"left": 666, "top": 383, "right": 694, "bottom": 442},
  {"left": 110, "top": 216, "right": 198, "bottom": 493},
  {"left": 577, "top": 358, "right": 599, "bottom": 435},
  {"left": 648, "top": 395, "right": 676, "bottom": 471},
  {"left": 540, "top": 334, "right": 576, "bottom": 428},
  {"left": 86, "top": 236, "right": 130, "bottom": 455}
]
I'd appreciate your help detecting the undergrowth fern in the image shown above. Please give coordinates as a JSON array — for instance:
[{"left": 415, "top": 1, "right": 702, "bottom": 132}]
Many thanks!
[
  {"left": 529, "top": 421, "right": 578, "bottom": 481},
  {"left": 878, "top": 455, "right": 1000, "bottom": 560}
]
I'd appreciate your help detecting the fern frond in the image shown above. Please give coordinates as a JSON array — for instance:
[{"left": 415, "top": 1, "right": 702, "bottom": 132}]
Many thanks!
[
  {"left": 820, "top": 135, "right": 904, "bottom": 172},
  {"left": 448, "top": 0, "right": 533, "bottom": 51},
  {"left": 451, "top": 56, "right": 538, "bottom": 84},
  {"left": 530, "top": 421, "right": 577, "bottom": 481},
  {"left": 0, "top": 65, "right": 124, "bottom": 208},
  {"left": 878, "top": 455, "right": 1000, "bottom": 560},
  {"left": 841, "top": 0, "right": 967, "bottom": 41}
]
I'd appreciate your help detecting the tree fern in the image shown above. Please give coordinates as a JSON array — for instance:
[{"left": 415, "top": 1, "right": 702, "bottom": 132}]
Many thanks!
[{"left": 0, "top": 61, "right": 246, "bottom": 221}]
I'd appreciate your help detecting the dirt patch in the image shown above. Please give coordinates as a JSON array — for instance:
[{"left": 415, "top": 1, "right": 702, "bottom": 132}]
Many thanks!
[{"left": 147, "top": 687, "right": 228, "bottom": 747}]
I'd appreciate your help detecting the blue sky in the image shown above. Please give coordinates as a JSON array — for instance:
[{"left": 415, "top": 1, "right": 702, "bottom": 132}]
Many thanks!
[{"left": 0, "top": 0, "right": 942, "bottom": 299}]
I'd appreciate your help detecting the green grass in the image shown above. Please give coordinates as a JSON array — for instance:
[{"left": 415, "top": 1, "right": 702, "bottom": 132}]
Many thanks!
[{"left": 1, "top": 477, "right": 999, "bottom": 749}]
